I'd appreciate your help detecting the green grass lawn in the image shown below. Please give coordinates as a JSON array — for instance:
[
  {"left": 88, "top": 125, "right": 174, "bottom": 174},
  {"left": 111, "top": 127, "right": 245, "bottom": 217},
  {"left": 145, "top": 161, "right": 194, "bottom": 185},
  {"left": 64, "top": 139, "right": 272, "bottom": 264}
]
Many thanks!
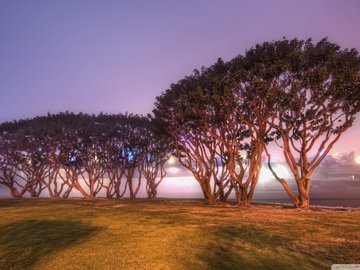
[{"left": 0, "top": 199, "right": 359, "bottom": 270}]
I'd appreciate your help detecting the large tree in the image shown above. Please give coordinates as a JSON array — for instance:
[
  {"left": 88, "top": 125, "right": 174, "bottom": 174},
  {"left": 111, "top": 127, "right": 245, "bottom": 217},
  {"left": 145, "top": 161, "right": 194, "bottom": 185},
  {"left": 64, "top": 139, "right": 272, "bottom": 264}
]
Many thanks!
[
  {"left": 154, "top": 70, "right": 230, "bottom": 204},
  {"left": 244, "top": 38, "right": 360, "bottom": 208},
  {"left": 0, "top": 132, "right": 33, "bottom": 198},
  {"left": 202, "top": 59, "right": 273, "bottom": 206},
  {"left": 0, "top": 118, "right": 52, "bottom": 198},
  {"left": 153, "top": 58, "right": 274, "bottom": 206}
]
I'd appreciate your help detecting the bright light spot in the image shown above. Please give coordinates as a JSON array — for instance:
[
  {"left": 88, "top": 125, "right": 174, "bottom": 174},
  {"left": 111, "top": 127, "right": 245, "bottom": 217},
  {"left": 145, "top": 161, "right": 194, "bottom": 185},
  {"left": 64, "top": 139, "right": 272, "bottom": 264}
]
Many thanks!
[
  {"left": 259, "top": 164, "right": 290, "bottom": 182},
  {"left": 275, "top": 164, "right": 290, "bottom": 178},
  {"left": 332, "top": 151, "right": 339, "bottom": 158},
  {"left": 180, "top": 135, "right": 188, "bottom": 142},
  {"left": 168, "top": 156, "right": 176, "bottom": 164},
  {"left": 168, "top": 167, "right": 179, "bottom": 174},
  {"left": 319, "top": 150, "right": 325, "bottom": 157},
  {"left": 259, "top": 167, "right": 272, "bottom": 182},
  {"left": 121, "top": 148, "right": 135, "bottom": 162},
  {"left": 69, "top": 155, "right": 77, "bottom": 165},
  {"left": 239, "top": 150, "right": 247, "bottom": 160},
  {"left": 128, "top": 151, "right": 134, "bottom": 162},
  {"left": 355, "top": 156, "right": 360, "bottom": 164}
]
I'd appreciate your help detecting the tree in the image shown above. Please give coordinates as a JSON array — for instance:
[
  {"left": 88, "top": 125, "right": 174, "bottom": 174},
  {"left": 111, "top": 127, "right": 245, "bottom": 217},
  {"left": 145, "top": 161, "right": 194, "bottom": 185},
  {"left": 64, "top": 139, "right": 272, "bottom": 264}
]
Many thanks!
[
  {"left": 154, "top": 64, "right": 242, "bottom": 204},
  {"left": 140, "top": 120, "right": 172, "bottom": 199},
  {"left": 0, "top": 134, "right": 32, "bottom": 198},
  {"left": 118, "top": 115, "right": 149, "bottom": 199},
  {"left": 0, "top": 119, "right": 50, "bottom": 198},
  {"left": 95, "top": 113, "right": 153, "bottom": 200},
  {"left": 246, "top": 38, "right": 360, "bottom": 208},
  {"left": 102, "top": 136, "right": 126, "bottom": 199},
  {"left": 201, "top": 59, "right": 272, "bottom": 206},
  {"left": 153, "top": 58, "right": 274, "bottom": 206}
]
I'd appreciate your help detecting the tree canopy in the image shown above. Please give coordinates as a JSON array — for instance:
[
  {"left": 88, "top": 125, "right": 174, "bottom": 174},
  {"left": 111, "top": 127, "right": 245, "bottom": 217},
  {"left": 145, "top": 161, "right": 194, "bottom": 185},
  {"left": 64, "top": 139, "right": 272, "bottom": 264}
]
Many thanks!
[
  {"left": 0, "top": 112, "right": 172, "bottom": 199},
  {"left": 153, "top": 38, "right": 360, "bottom": 207}
]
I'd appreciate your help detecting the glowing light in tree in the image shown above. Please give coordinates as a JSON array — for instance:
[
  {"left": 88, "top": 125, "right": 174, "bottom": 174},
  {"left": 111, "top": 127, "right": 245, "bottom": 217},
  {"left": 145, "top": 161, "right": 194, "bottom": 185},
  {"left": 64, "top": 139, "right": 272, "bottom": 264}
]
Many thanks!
[
  {"left": 128, "top": 150, "right": 134, "bottom": 162},
  {"left": 27, "top": 157, "right": 32, "bottom": 165},
  {"left": 180, "top": 135, "right": 187, "bottom": 142},
  {"left": 355, "top": 156, "right": 360, "bottom": 164},
  {"left": 121, "top": 149, "right": 126, "bottom": 158},
  {"left": 238, "top": 150, "right": 247, "bottom": 160},
  {"left": 69, "top": 155, "right": 77, "bottom": 165},
  {"left": 121, "top": 148, "right": 135, "bottom": 162},
  {"left": 168, "top": 156, "right": 176, "bottom": 164}
]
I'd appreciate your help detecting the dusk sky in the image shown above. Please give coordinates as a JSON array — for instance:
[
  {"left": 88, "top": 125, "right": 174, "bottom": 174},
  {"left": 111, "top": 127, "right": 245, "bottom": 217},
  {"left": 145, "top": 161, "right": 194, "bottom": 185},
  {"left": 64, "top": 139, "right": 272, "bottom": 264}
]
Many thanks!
[{"left": 1, "top": 0, "right": 360, "bottom": 153}]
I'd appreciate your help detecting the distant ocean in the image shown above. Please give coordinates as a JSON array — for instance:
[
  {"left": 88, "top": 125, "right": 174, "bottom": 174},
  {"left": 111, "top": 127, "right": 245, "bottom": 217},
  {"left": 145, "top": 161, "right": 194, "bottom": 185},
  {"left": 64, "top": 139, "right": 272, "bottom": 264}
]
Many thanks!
[
  {"left": 159, "top": 193, "right": 360, "bottom": 208},
  {"left": 254, "top": 198, "right": 360, "bottom": 208}
]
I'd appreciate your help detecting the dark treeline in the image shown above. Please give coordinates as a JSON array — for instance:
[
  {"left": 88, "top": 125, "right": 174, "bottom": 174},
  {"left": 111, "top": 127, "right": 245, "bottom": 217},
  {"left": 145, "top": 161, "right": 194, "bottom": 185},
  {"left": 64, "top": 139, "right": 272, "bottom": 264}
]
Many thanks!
[
  {"left": 1, "top": 38, "right": 360, "bottom": 208},
  {"left": 0, "top": 112, "right": 172, "bottom": 200}
]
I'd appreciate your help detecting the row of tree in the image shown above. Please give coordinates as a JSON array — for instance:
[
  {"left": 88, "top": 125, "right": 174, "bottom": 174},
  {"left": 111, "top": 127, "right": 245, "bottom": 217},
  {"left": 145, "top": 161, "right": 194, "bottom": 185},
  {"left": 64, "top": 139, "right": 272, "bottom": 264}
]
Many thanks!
[
  {"left": 1, "top": 38, "right": 359, "bottom": 208},
  {"left": 153, "top": 38, "right": 360, "bottom": 208},
  {"left": 0, "top": 113, "right": 172, "bottom": 200}
]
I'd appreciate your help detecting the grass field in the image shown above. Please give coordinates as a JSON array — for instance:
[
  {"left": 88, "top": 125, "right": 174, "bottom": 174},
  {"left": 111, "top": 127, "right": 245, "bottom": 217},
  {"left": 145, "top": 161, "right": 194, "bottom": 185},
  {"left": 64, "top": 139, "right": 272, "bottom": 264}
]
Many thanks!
[{"left": 0, "top": 199, "right": 359, "bottom": 270}]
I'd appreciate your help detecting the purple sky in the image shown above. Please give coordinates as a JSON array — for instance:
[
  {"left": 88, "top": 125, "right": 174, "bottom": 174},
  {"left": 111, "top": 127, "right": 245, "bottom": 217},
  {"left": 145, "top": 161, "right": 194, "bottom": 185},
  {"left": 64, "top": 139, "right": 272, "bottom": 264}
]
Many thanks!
[{"left": 1, "top": 0, "right": 360, "bottom": 153}]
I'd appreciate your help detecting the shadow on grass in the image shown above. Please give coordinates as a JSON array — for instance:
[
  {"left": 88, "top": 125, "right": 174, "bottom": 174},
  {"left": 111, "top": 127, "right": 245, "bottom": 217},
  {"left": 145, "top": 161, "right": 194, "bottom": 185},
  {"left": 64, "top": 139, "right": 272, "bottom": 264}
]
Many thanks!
[
  {"left": 197, "top": 226, "right": 323, "bottom": 270},
  {"left": 0, "top": 199, "right": 66, "bottom": 208},
  {"left": 0, "top": 199, "right": 25, "bottom": 208},
  {"left": 0, "top": 219, "right": 102, "bottom": 269}
]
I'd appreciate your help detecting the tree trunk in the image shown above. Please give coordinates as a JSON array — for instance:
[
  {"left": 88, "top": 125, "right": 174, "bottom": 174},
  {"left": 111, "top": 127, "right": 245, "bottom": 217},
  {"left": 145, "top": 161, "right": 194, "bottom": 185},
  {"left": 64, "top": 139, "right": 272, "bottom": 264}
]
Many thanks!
[
  {"left": 146, "top": 183, "right": 157, "bottom": 199},
  {"left": 10, "top": 188, "right": 22, "bottom": 198},
  {"left": 203, "top": 190, "right": 216, "bottom": 204},
  {"left": 297, "top": 179, "right": 310, "bottom": 208},
  {"left": 128, "top": 178, "right": 135, "bottom": 199}
]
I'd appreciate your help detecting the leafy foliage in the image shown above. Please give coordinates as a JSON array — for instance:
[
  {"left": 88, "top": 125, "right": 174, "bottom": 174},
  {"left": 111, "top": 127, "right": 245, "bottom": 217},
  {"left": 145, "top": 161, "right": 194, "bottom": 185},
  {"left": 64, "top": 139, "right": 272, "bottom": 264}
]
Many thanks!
[{"left": 0, "top": 113, "right": 172, "bottom": 199}]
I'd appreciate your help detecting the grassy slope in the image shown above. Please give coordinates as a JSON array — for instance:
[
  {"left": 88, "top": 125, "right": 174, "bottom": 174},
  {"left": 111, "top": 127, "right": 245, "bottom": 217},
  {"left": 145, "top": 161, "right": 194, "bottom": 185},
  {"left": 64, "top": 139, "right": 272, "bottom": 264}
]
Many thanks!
[{"left": 0, "top": 199, "right": 359, "bottom": 270}]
